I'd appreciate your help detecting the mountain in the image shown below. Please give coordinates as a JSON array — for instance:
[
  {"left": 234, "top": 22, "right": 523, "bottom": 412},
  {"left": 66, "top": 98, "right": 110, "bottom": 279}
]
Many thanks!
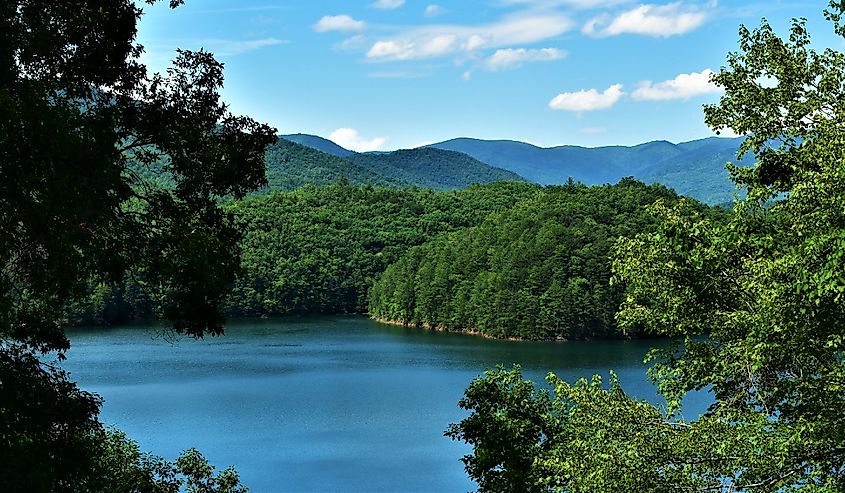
[
  {"left": 263, "top": 139, "right": 400, "bottom": 191},
  {"left": 347, "top": 147, "right": 525, "bottom": 191},
  {"left": 281, "top": 133, "right": 355, "bottom": 158},
  {"left": 430, "top": 136, "right": 749, "bottom": 204}
]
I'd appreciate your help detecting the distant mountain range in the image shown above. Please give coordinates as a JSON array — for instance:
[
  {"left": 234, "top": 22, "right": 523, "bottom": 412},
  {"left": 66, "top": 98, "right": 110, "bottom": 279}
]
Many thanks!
[
  {"left": 279, "top": 133, "right": 751, "bottom": 204},
  {"left": 430, "top": 137, "right": 750, "bottom": 204},
  {"left": 271, "top": 136, "right": 522, "bottom": 192}
]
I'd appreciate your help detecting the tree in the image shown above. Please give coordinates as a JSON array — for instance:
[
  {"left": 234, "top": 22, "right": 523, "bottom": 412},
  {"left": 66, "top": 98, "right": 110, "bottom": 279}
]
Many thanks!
[
  {"left": 450, "top": 3, "right": 845, "bottom": 490},
  {"left": 1, "top": 0, "right": 276, "bottom": 353},
  {"left": 1, "top": 0, "right": 275, "bottom": 490}
]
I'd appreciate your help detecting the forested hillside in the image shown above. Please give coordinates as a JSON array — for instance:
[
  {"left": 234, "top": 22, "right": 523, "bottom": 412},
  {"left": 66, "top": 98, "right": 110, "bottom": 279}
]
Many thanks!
[
  {"left": 369, "top": 178, "right": 722, "bottom": 340},
  {"left": 281, "top": 133, "right": 355, "bottom": 157},
  {"left": 68, "top": 182, "right": 541, "bottom": 323},
  {"left": 263, "top": 139, "right": 400, "bottom": 190},
  {"left": 347, "top": 147, "right": 525, "bottom": 190}
]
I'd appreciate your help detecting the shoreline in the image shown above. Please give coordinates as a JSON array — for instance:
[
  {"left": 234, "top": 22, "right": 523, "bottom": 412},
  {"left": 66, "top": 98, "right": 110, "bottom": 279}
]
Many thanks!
[{"left": 369, "top": 316, "right": 564, "bottom": 342}]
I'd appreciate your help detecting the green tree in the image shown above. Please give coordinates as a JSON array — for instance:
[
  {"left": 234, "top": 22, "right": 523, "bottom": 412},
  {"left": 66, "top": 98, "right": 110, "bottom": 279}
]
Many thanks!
[
  {"left": 450, "top": 3, "right": 845, "bottom": 491},
  {"left": 1, "top": 0, "right": 274, "bottom": 490},
  {"left": 369, "top": 179, "right": 701, "bottom": 340}
]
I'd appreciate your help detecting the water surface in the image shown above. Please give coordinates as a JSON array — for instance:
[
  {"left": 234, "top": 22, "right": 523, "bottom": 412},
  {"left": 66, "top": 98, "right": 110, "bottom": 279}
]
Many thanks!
[{"left": 64, "top": 316, "right": 706, "bottom": 492}]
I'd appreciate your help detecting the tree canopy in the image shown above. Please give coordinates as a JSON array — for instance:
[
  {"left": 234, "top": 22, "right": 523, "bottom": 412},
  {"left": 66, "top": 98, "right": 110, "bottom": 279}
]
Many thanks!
[
  {"left": 1, "top": 0, "right": 276, "bottom": 354},
  {"left": 369, "top": 179, "right": 717, "bottom": 340},
  {"left": 449, "top": 2, "right": 845, "bottom": 490}
]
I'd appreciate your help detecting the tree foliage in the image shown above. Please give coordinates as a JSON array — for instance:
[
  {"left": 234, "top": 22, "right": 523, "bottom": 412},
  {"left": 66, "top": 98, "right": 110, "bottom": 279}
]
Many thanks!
[
  {"left": 450, "top": 3, "right": 845, "bottom": 490},
  {"left": 370, "top": 179, "right": 715, "bottom": 340},
  {"left": 1, "top": 0, "right": 276, "bottom": 354},
  {"left": 226, "top": 181, "right": 540, "bottom": 316}
]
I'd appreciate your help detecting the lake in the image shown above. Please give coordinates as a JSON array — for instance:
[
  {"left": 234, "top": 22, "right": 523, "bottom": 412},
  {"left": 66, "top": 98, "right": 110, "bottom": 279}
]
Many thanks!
[{"left": 63, "top": 316, "right": 707, "bottom": 493}]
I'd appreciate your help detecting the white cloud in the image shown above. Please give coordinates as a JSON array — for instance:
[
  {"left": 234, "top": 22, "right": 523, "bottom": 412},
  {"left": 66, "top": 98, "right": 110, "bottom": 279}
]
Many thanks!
[
  {"left": 462, "top": 70, "right": 472, "bottom": 81},
  {"left": 329, "top": 128, "right": 387, "bottom": 152},
  {"left": 484, "top": 47, "right": 566, "bottom": 71},
  {"left": 367, "top": 35, "right": 461, "bottom": 60},
  {"left": 425, "top": 4, "right": 445, "bottom": 17},
  {"left": 336, "top": 35, "right": 367, "bottom": 51},
  {"left": 368, "top": 40, "right": 412, "bottom": 59},
  {"left": 314, "top": 15, "right": 366, "bottom": 33},
  {"left": 425, "top": 34, "right": 460, "bottom": 55},
  {"left": 583, "top": 2, "right": 710, "bottom": 38},
  {"left": 549, "top": 83, "right": 624, "bottom": 111},
  {"left": 631, "top": 68, "right": 722, "bottom": 101},
  {"left": 466, "top": 34, "right": 487, "bottom": 51},
  {"left": 371, "top": 0, "right": 405, "bottom": 9},
  {"left": 366, "top": 11, "right": 573, "bottom": 61}
]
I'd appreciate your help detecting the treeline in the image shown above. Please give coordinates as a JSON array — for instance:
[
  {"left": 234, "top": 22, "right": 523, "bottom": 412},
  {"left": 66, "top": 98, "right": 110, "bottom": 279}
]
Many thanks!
[
  {"left": 369, "top": 178, "right": 722, "bottom": 340},
  {"left": 68, "top": 179, "right": 723, "bottom": 340},
  {"left": 67, "top": 181, "right": 540, "bottom": 323}
]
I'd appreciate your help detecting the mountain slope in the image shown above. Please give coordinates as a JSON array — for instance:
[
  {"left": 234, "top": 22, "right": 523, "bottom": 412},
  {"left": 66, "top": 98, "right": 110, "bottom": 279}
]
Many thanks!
[
  {"left": 430, "top": 137, "right": 748, "bottom": 204},
  {"left": 281, "top": 133, "right": 355, "bottom": 158},
  {"left": 263, "top": 139, "right": 401, "bottom": 191},
  {"left": 347, "top": 147, "right": 525, "bottom": 191},
  {"left": 639, "top": 137, "right": 752, "bottom": 204}
]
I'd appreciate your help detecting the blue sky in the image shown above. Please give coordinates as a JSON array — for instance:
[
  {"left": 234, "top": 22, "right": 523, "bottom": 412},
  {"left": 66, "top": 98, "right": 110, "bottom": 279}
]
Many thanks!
[{"left": 136, "top": 1, "right": 839, "bottom": 151}]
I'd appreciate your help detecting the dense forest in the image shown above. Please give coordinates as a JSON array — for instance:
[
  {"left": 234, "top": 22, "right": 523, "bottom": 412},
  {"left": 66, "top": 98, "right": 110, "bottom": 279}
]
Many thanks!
[
  {"left": 68, "top": 178, "right": 724, "bottom": 342},
  {"left": 67, "top": 181, "right": 541, "bottom": 324},
  {"left": 263, "top": 139, "right": 399, "bottom": 190},
  {"left": 225, "top": 181, "right": 539, "bottom": 315},
  {"left": 369, "top": 179, "right": 721, "bottom": 339}
]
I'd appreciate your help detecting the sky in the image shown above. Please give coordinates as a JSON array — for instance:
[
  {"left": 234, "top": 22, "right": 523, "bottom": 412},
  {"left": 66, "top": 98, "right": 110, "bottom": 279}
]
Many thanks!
[{"left": 136, "top": 0, "right": 841, "bottom": 151}]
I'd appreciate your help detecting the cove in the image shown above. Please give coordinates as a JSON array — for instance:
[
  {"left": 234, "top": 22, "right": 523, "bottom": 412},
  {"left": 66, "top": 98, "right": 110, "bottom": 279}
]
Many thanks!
[{"left": 63, "top": 316, "right": 708, "bottom": 492}]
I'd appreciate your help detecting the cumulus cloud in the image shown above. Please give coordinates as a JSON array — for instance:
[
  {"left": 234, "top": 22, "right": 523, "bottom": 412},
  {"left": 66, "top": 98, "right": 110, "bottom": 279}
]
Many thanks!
[
  {"left": 425, "top": 4, "right": 445, "bottom": 17},
  {"left": 583, "top": 2, "right": 710, "bottom": 38},
  {"left": 314, "top": 15, "right": 366, "bottom": 33},
  {"left": 329, "top": 128, "right": 387, "bottom": 152},
  {"left": 367, "top": 35, "right": 460, "bottom": 60},
  {"left": 549, "top": 84, "right": 624, "bottom": 112},
  {"left": 631, "top": 68, "right": 722, "bottom": 101},
  {"left": 371, "top": 0, "right": 405, "bottom": 9},
  {"left": 366, "top": 12, "right": 573, "bottom": 61},
  {"left": 484, "top": 47, "right": 566, "bottom": 71}
]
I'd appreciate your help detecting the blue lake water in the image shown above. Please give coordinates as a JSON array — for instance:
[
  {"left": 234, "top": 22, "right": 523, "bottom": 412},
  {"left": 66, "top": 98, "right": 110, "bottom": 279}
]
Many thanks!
[{"left": 63, "top": 316, "right": 707, "bottom": 492}]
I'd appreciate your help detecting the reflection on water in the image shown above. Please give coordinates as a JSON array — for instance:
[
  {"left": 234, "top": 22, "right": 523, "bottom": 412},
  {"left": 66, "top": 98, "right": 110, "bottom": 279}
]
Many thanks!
[{"left": 64, "top": 316, "right": 708, "bottom": 493}]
